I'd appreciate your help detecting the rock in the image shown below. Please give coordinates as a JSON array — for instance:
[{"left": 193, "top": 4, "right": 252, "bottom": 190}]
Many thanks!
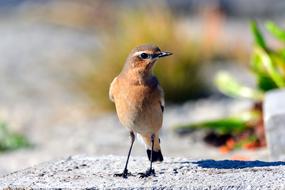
[
  {"left": 264, "top": 89, "right": 285, "bottom": 160},
  {"left": 0, "top": 155, "right": 284, "bottom": 189}
]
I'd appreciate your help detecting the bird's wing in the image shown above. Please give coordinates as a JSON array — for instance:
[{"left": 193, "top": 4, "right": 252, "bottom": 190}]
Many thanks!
[
  {"left": 157, "top": 84, "right": 165, "bottom": 112},
  {"left": 109, "top": 77, "right": 118, "bottom": 102}
]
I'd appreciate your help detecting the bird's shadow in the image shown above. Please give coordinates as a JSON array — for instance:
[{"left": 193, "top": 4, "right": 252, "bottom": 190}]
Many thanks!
[{"left": 191, "top": 159, "right": 285, "bottom": 169}]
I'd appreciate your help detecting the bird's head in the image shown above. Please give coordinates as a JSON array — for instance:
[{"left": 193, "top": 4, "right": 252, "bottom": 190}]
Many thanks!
[{"left": 123, "top": 44, "right": 172, "bottom": 75}]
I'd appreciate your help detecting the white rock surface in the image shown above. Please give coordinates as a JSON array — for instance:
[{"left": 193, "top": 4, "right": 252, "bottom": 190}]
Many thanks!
[
  {"left": 264, "top": 89, "right": 285, "bottom": 160},
  {"left": 0, "top": 155, "right": 284, "bottom": 189}
]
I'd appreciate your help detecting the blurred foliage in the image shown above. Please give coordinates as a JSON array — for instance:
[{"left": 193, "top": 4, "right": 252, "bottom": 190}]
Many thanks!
[
  {"left": 176, "top": 21, "right": 285, "bottom": 152},
  {"left": 176, "top": 111, "right": 260, "bottom": 135},
  {"left": 215, "top": 22, "right": 285, "bottom": 99},
  {"left": 78, "top": 3, "right": 247, "bottom": 111},
  {"left": 0, "top": 121, "right": 30, "bottom": 152},
  {"left": 215, "top": 72, "right": 264, "bottom": 100}
]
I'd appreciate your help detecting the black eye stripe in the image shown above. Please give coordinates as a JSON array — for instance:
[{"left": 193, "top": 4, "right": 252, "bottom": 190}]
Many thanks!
[
  {"left": 152, "top": 54, "right": 160, "bottom": 58},
  {"left": 139, "top": 53, "right": 160, "bottom": 59}
]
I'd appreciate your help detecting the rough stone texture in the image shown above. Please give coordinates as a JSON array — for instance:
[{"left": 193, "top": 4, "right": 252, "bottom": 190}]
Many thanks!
[
  {"left": 0, "top": 155, "right": 285, "bottom": 189},
  {"left": 264, "top": 89, "right": 285, "bottom": 161}
]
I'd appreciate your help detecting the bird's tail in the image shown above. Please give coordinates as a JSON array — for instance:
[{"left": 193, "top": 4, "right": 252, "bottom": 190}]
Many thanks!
[{"left": 141, "top": 133, "right": 163, "bottom": 162}]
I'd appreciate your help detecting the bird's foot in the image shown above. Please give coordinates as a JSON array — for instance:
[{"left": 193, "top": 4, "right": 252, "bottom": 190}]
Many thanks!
[
  {"left": 139, "top": 168, "right": 155, "bottom": 178},
  {"left": 114, "top": 169, "right": 133, "bottom": 178}
]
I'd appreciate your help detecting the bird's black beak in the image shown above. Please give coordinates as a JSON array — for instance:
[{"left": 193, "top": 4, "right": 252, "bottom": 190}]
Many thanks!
[{"left": 158, "top": 51, "right": 173, "bottom": 58}]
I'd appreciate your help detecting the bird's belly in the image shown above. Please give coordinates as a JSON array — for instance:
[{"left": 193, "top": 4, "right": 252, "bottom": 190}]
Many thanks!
[
  {"left": 115, "top": 91, "right": 162, "bottom": 135},
  {"left": 132, "top": 106, "right": 162, "bottom": 135}
]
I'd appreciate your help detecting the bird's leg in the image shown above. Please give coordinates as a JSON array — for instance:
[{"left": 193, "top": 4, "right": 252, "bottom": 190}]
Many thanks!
[
  {"left": 114, "top": 131, "right": 135, "bottom": 178},
  {"left": 140, "top": 134, "right": 155, "bottom": 178}
]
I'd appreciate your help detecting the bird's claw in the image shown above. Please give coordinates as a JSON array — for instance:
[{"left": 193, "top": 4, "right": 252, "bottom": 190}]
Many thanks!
[
  {"left": 139, "top": 168, "right": 155, "bottom": 178},
  {"left": 114, "top": 169, "right": 133, "bottom": 178}
]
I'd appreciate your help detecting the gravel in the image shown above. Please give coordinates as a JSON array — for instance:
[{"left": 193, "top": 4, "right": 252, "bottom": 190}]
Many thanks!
[{"left": 1, "top": 155, "right": 284, "bottom": 189}]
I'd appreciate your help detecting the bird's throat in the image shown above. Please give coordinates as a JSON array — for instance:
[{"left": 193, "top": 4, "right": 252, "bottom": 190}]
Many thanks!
[{"left": 126, "top": 69, "right": 153, "bottom": 86}]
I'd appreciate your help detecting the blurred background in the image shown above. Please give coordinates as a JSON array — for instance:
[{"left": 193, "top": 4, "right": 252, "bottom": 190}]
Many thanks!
[{"left": 0, "top": 0, "right": 285, "bottom": 175}]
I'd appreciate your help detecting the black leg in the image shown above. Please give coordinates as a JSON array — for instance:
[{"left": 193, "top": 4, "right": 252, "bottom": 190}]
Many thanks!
[
  {"left": 140, "top": 134, "right": 155, "bottom": 178},
  {"left": 114, "top": 131, "right": 135, "bottom": 178}
]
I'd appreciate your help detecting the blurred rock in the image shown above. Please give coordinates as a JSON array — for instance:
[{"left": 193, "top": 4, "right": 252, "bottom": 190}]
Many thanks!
[{"left": 264, "top": 89, "right": 285, "bottom": 161}]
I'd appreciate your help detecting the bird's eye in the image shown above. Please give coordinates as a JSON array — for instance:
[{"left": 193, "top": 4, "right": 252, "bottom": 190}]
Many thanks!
[{"left": 140, "top": 53, "right": 149, "bottom": 59}]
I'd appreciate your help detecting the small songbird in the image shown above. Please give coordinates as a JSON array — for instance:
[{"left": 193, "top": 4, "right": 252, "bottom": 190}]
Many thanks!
[{"left": 109, "top": 44, "right": 172, "bottom": 178}]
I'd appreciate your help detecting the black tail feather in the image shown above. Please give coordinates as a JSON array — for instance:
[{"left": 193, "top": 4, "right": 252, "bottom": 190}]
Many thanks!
[{"left": 147, "top": 149, "right": 163, "bottom": 162}]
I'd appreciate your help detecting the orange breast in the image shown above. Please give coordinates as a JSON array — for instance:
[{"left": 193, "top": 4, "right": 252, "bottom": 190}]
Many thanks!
[{"left": 113, "top": 79, "right": 163, "bottom": 135}]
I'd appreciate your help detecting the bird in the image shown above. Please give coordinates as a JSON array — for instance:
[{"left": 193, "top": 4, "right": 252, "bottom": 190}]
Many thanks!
[{"left": 109, "top": 44, "right": 172, "bottom": 178}]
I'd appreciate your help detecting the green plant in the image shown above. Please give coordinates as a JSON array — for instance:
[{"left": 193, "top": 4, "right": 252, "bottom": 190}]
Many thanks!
[
  {"left": 175, "top": 21, "right": 285, "bottom": 152},
  {"left": 0, "top": 121, "right": 30, "bottom": 152},
  {"left": 216, "top": 21, "right": 285, "bottom": 99}
]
